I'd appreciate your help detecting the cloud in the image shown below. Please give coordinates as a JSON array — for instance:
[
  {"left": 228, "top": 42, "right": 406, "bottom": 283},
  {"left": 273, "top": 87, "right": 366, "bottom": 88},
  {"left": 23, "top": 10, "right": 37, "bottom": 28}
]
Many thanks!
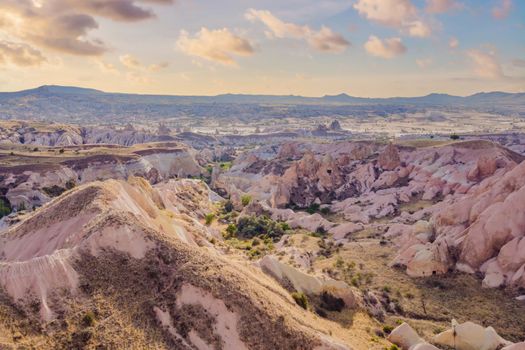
[
  {"left": 416, "top": 57, "right": 433, "bottom": 68},
  {"left": 245, "top": 9, "right": 350, "bottom": 53},
  {"left": 492, "top": 0, "right": 512, "bottom": 19},
  {"left": 467, "top": 49, "right": 504, "bottom": 79},
  {"left": 120, "top": 54, "right": 142, "bottom": 69},
  {"left": 425, "top": 0, "right": 461, "bottom": 14},
  {"left": 120, "top": 54, "right": 169, "bottom": 71},
  {"left": 449, "top": 37, "right": 459, "bottom": 49},
  {"left": 512, "top": 58, "right": 525, "bottom": 68},
  {"left": 0, "top": 0, "right": 173, "bottom": 57},
  {"left": 0, "top": 40, "right": 47, "bottom": 67},
  {"left": 364, "top": 36, "right": 407, "bottom": 59},
  {"left": 176, "top": 28, "right": 255, "bottom": 66},
  {"left": 353, "top": 0, "right": 432, "bottom": 38}
]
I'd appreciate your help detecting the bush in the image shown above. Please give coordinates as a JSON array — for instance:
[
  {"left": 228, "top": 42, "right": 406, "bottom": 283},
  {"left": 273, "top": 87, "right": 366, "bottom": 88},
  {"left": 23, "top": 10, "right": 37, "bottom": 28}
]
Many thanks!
[
  {"left": 205, "top": 213, "right": 215, "bottom": 225},
  {"left": 65, "top": 179, "right": 76, "bottom": 190},
  {"left": 223, "top": 200, "right": 234, "bottom": 213},
  {"left": 389, "top": 345, "right": 400, "bottom": 350},
  {"left": 82, "top": 311, "right": 96, "bottom": 327},
  {"left": 306, "top": 203, "right": 320, "bottom": 214},
  {"left": 320, "top": 291, "right": 345, "bottom": 312},
  {"left": 0, "top": 198, "right": 11, "bottom": 218},
  {"left": 225, "top": 223, "right": 238, "bottom": 237},
  {"left": 241, "top": 195, "right": 252, "bottom": 207},
  {"left": 291, "top": 292, "right": 309, "bottom": 310},
  {"left": 320, "top": 207, "right": 331, "bottom": 215},
  {"left": 450, "top": 134, "right": 460, "bottom": 140},
  {"left": 42, "top": 185, "right": 66, "bottom": 197},
  {"left": 383, "top": 325, "right": 394, "bottom": 334},
  {"left": 236, "top": 215, "right": 286, "bottom": 240}
]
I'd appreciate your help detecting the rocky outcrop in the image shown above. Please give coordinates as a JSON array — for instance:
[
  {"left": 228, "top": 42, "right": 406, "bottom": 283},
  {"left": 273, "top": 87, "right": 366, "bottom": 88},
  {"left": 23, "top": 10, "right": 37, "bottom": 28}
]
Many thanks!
[
  {"left": 259, "top": 255, "right": 359, "bottom": 309},
  {"left": 0, "top": 178, "right": 351, "bottom": 349},
  {"left": 378, "top": 143, "right": 401, "bottom": 171},
  {"left": 433, "top": 320, "right": 512, "bottom": 350},
  {"left": 387, "top": 322, "right": 439, "bottom": 350},
  {"left": 0, "top": 143, "right": 203, "bottom": 211},
  {"left": 395, "top": 159, "right": 525, "bottom": 288}
]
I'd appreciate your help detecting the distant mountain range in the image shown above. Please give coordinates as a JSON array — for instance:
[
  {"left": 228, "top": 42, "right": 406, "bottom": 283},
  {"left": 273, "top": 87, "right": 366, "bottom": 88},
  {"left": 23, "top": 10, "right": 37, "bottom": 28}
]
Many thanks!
[
  {"left": 0, "top": 85, "right": 523, "bottom": 123},
  {"left": 2, "top": 85, "right": 524, "bottom": 106}
]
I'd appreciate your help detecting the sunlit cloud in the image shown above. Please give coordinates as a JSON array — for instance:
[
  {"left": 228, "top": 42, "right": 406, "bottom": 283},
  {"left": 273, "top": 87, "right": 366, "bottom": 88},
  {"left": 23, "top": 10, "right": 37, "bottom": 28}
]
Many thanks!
[
  {"left": 364, "top": 36, "right": 407, "bottom": 59},
  {"left": 0, "top": 40, "right": 47, "bottom": 67},
  {"left": 492, "top": 0, "right": 512, "bottom": 19},
  {"left": 176, "top": 28, "right": 255, "bottom": 66},
  {"left": 449, "top": 37, "right": 459, "bottom": 49},
  {"left": 353, "top": 0, "right": 432, "bottom": 38},
  {"left": 416, "top": 57, "right": 433, "bottom": 68},
  {"left": 467, "top": 49, "right": 504, "bottom": 79},
  {"left": 425, "top": 0, "right": 462, "bottom": 14},
  {"left": 0, "top": 0, "right": 173, "bottom": 58},
  {"left": 246, "top": 9, "right": 350, "bottom": 53}
]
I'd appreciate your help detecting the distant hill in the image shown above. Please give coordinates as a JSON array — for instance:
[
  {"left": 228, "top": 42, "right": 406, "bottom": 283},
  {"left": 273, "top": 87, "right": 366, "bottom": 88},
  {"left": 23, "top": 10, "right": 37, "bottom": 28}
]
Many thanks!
[
  {"left": 2, "top": 85, "right": 523, "bottom": 106},
  {"left": 0, "top": 85, "right": 523, "bottom": 122}
]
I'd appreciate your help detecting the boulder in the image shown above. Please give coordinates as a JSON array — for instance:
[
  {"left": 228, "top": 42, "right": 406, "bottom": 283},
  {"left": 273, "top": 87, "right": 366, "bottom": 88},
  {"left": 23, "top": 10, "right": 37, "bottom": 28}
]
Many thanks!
[
  {"left": 387, "top": 322, "right": 425, "bottom": 350},
  {"left": 433, "top": 320, "right": 512, "bottom": 350},
  {"left": 378, "top": 143, "right": 401, "bottom": 171}
]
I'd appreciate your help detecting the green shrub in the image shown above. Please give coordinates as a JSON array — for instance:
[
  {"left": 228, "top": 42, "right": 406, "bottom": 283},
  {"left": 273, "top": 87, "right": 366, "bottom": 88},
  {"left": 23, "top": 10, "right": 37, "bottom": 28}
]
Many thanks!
[
  {"left": 42, "top": 185, "right": 66, "bottom": 197},
  {"left": 388, "top": 345, "right": 400, "bottom": 350},
  {"left": 236, "top": 215, "right": 286, "bottom": 240},
  {"left": 82, "top": 311, "right": 96, "bottom": 327},
  {"left": 450, "top": 134, "right": 460, "bottom": 140},
  {"left": 223, "top": 200, "right": 234, "bottom": 213},
  {"left": 306, "top": 203, "right": 320, "bottom": 214},
  {"left": 0, "top": 198, "right": 11, "bottom": 218},
  {"left": 320, "top": 207, "right": 331, "bottom": 215},
  {"left": 65, "top": 179, "right": 76, "bottom": 190},
  {"left": 291, "top": 292, "right": 309, "bottom": 310},
  {"left": 226, "top": 223, "right": 237, "bottom": 234},
  {"left": 205, "top": 213, "right": 215, "bottom": 225},
  {"left": 383, "top": 325, "right": 394, "bottom": 334},
  {"left": 241, "top": 195, "right": 252, "bottom": 207}
]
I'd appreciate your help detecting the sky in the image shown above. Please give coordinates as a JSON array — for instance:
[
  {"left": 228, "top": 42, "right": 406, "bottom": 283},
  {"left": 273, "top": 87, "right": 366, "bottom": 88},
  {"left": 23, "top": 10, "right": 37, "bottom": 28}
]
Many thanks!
[{"left": 0, "top": 0, "right": 524, "bottom": 97}]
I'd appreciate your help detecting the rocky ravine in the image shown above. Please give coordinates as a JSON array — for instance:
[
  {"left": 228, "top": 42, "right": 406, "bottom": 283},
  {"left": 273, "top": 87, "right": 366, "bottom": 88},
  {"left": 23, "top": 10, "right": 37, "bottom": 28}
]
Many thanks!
[
  {"left": 0, "top": 142, "right": 203, "bottom": 212},
  {"left": 0, "top": 177, "right": 353, "bottom": 349},
  {"left": 217, "top": 140, "right": 525, "bottom": 291}
]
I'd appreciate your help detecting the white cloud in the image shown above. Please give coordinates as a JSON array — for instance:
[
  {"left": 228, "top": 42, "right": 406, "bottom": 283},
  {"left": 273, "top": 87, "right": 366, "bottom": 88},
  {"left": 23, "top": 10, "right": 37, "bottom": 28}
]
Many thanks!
[
  {"left": 245, "top": 9, "right": 350, "bottom": 53},
  {"left": 467, "top": 49, "right": 504, "bottom": 79},
  {"left": 416, "top": 57, "right": 433, "bottom": 68},
  {"left": 119, "top": 54, "right": 169, "bottom": 72},
  {"left": 120, "top": 54, "right": 141, "bottom": 69},
  {"left": 0, "top": 41, "right": 46, "bottom": 67},
  {"left": 176, "top": 28, "right": 255, "bottom": 66},
  {"left": 426, "top": 0, "right": 461, "bottom": 14},
  {"left": 0, "top": 0, "right": 174, "bottom": 57},
  {"left": 406, "top": 20, "right": 432, "bottom": 38},
  {"left": 353, "top": 0, "right": 432, "bottom": 38},
  {"left": 492, "top": 0, "right": 512, "bottom": 19},
  {"left": 364, "top": 36, "right": 407, "bottom": 59},
  {"left": 449, "top": 37, "right": 459, "bottom": 49},
  {"left": 512, "top": 58, "right": 525, "bottom": 68}
]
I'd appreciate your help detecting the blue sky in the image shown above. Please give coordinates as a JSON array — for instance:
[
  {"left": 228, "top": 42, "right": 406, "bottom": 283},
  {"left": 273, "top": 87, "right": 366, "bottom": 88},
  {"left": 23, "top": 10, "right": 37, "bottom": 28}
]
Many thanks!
[{"left": 0, "top": 0, "right": 523, "bottom": 96}]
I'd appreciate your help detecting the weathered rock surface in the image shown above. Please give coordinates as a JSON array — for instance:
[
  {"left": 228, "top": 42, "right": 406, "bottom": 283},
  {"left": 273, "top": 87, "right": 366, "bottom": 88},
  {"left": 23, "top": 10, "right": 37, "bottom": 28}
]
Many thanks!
[
  {"left": 0, "top": 142, "right": 203, "bottom": 211},
  {"left": 0, "top": 177, "right": 351, "bottom": 349},
  {"left": 433, "top": 320, "right": 512, "bottom": 350}
]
